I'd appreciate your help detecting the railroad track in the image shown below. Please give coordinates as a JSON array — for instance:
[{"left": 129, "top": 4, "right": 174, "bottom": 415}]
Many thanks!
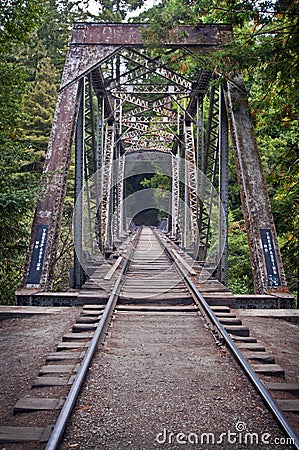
[{"left": 0, "top": 226, "right": 298, "bottom": 449}]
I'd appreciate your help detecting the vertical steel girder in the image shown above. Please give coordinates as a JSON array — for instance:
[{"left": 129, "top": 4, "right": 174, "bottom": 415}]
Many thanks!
[
  {"left": 83, "top": 75, "right": 100, "bottom": 252},
  {"left": 224, "top": 76, "right": 287, "bottom": 294},
  {"left": 73, "top": 80, "right": 85, "bottom": 289},
  {"left": 73, "top": 75, "right": 104, "bottom": 288},
  {"left": 117, "top": 155, "right": 125, "bottom": 237},
  {"left": 197, "top": 85, "right": 220, "bottom": 262},
  {"left": 21, "top": 81, "right": 80, "bottom": 290},
  {"left": 21, "top": 38, "right": 121, "bottom": 290},
  {"left": 112, "top": 143, "right": 120, "bottom": 244},
  {"left": 100, "top": 122, "right": 115, "bottom": 252},
  {"left": 217, "top": 88, "right": 229, "bottom": 284},
  {"left": 184, "top": 121, "right": 198, "bottom": 248}
]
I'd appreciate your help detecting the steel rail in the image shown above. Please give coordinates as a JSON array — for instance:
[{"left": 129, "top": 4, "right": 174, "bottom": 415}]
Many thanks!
[
  {"left": 155, "top": 229, "right": 299, "bottom": 450},
  {"left": 45, "top": 228, "right": 141, "bottom": 450}
]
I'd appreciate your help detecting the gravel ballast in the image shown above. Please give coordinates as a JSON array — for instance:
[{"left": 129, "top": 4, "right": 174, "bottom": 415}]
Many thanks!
[{"left": 60, "top": 311, "right": 293, "bottom": 449}]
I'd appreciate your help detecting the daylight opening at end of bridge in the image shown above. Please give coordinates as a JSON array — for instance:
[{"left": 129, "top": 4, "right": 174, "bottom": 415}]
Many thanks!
[{"left": 73, "top": 153, "right": 227, "bottom": 294}]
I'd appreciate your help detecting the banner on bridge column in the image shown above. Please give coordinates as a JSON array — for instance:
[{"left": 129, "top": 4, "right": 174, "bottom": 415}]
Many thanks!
[
  {"left": 26, "top": 225, "right": 49, "bottom": 286},
  {"left": 260, "top": 228, "right": 281, "bottom": 288}
]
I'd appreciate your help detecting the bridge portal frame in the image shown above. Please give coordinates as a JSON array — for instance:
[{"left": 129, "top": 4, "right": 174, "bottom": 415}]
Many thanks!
[{"left": 19, "top": 23, "right": 289, "bottom": 297}]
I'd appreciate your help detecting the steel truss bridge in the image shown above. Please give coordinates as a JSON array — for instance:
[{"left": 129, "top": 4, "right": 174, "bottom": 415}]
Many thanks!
[{"left": 18, "top": 23, "right": 291, "bottom": 298}]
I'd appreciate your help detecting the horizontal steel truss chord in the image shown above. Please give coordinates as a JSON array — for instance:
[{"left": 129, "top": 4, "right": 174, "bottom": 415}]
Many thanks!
[
  {"left": 111, "top": 84, "right": 187, "bottom": 95},
  {"left": 120, "top": 121, "right": 176, "bottom": 135},
  {"left": 125, "top": 141, "right": 171, "bottom": 152},
  {"left": 122, "top": 131, "right": 174, "bottom": 143},
  {"left": 108, "top": 48, "right": 193, "bottom": 92},
  {"left": 171, "top": 154, "right": 180, "bottom": 238},
  {"left": 122, "top": 114, "right": 177, "bottom": 125},
  {"left": 112, "top": 92, "right": 148, "bottom": 109},
  {"left": 122, "top": 112, "right": 177, "bottom": 125},
  {"left": 112, "top": 90, "right": 187, "bottom": 112},
  {"left": 123, "top": 137, "right": 173, "bottom": 146},
  {"left": 109, "top": 91, "right": 177, "bottom": 120}
]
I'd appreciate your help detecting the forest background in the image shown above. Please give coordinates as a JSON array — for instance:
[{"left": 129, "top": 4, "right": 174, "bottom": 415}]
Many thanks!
[{"left": 0, "top": 0, "right": 298, "bottom": 304}]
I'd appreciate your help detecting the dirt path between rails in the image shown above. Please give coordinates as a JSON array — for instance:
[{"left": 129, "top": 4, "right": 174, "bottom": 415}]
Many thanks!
[{"left": 60, "top": 311, "right": 292, "bottom": 450}]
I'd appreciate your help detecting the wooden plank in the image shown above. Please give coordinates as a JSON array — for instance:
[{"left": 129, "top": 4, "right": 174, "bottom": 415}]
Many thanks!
[
  {"left": 32, "top": 377, "right": 70, "bottom": 387},
  {"left": 120, "top": 288, "right": 188, "bottom": 294},
  {"left": 104, "top": 256, "right": 123, "bottom": 280},
  {"left": 123, "top": 280, "right": 184, "bottom": 285},
  {"left": 218, "top": 317, "right": 242, "bottom": 325},
  {"left": 116, "top": 305, "right": 198, "bottom": 312},
  {"left": 62, "top": 332, "right": 93, "bottom": 341},
  {"left": 81, "top": 311, "right": 104, "bottom": 317},
  {"left": 231, "top": 336, "right": 257, "bottom": 343},
  {"left": 210, "top": 305, "right": 231, "bottom": 313},
  {"left": 47, "top": 351, "right": 83, "bottom": 361},
  {"left": 267, "top": 383, "right": 299, "bottom": 392},
  {"left": 252, "top": 364, "right": 285, "bottom": 377},
  {"left": 13, "top": 397, "right": 64, "bottom": 414},
  {"left": 236, "top": 343, "right": 265, "bottom": 351},
  {"left": 39, "top": 364, "right": 76, "bottom": 374},
  {"left": 57, "top": 342, "right": 89, "bottom": 350},
  {"left": 75, "top": 316, "right": 101, "bottom": 324},
  {"left": 203, "top": 292, "right": 235, "bottom": 297},
  {"left": 0, "top": 426, "right": 52, "bottom": 443},
  {"left": 119, "top": 291, "right": 190, "bottom": 299},
  {"left": 204, "top": 298, "right": 236, "bottom": 308},
  {"left": 118, "top": 296, "right": 193, "bottom": 305},
  {"left": 223, "top": 325, "right": 249, "bottom": 337},
  {"left": 243, "top": 351, "right": 275, "bottom": 364},
  {"left": 72, "top": 323, "right": 97, "bottom": 332},
  {"left": 77, "top": 294, "right": 108, "bottom": 304},
  {"left": 214, "top": 312, "right": 236, "bottom": 318},
  {"left": 277, "top": 399, "right": 299, "bottom": 412},
  {"left": 83, "top": 305, "right": 106, "bottom": 310}
]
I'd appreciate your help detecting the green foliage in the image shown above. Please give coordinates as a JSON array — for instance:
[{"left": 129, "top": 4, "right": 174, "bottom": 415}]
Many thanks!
[
  {"left": 141, "top": 173, "right": 171, "bottom": 223},
  {"left": 141, "top": 173, "right": 171, "bottom": 191},
  {"left": 0, "top": 1, "right": 48, "bottom": 303},
  {"left": 0, "top": 0, "right": 97, "bottom": 302},
  {"left": 52, "top": 202, "right": 74, "bottom": 292},
  {"left": 267, "top": 141, "right": 298, "bottom": 294},
  {"left": 227, "top": 212, "right": 254, "bottom": 294},
  {"left": 0, "top": 0, "right": 297, "bottom": 299},
  {"left": 0, "top": 117, "right": 41, "bottom": 304},
  {"left": 20, "top": 57, "right": 58, "bottom": 172},
  {"left": 36, "top": 0, "right": 90, "bottom": 74},
  {"left": 93, "top": 0, "right": 144, "bottom": 21},
  {"left": 0, "top": 0, "right": 46, "bottom": 50}
]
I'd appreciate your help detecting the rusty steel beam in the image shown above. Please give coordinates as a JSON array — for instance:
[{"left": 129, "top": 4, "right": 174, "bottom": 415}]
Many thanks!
[
  {"left": 224, "top": 76, "right": 289, "bottom": 295},
  {"left": 71, "top": 23, "right": 233, "bottom": 51},
  {"left": 21, "top": 81, "right": 80, "bottom": 290}
]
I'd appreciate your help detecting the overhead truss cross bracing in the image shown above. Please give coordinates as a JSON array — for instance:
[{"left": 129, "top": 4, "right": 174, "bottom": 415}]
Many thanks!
[{"left": 20, "top": 23, "right": 290, "bottom": 298}]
